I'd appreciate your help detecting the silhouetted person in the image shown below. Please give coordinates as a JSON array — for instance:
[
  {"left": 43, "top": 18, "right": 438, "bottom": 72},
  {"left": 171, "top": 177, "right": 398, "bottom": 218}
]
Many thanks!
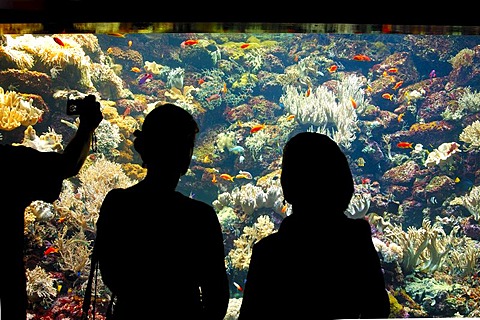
[
  {"left": 238, "top": 132, "right": 390, "bottom": 319},
  {"left": 0, "top": 94, "right": 102, "bottom": 320},
  {"left": 94, "top": 103, "right": 230, "bottom": 320}
]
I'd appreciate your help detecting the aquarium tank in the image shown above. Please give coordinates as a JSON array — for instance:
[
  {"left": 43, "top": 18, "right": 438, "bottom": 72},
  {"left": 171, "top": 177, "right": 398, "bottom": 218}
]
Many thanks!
[{"left": 2, "top": 22, "right": 480, "bottom": 319}]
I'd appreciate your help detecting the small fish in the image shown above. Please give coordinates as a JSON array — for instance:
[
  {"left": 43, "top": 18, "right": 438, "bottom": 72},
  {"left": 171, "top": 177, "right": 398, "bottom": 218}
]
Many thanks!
[
  {"left": 397, "top": 113, "right": 405, "bottom": 122},
  {"left": 52, "top": 36, "right": 65, "bottom": 46},
  {"left": 180, "top": 39, "right": 199, "bottom": 48},
  {"left": 281, "top": 203, "right": 288, "bottom": 214},
  {"left": 57, "top": 284, "right": 62, "bottom": 293},
  {"left": 138, "top": 73, "right": 153, "bottom": 85},
  {"left": 107, "top": 33, "right": 126, "bottom": 38},
  {"left": 220, "top": 173, "right": 235, "bottom": 182},
  {"left": 429, "top": 69, "right": 436, "bottom": 79},
  {"left": 350, "top": 97, "right": 357, "bottom": 109},
  {"left": 240, "top": 43, "right": 250, "bottom": 49},
  {"left": 57, "top": 217, "right": 66, "bottom": 223},
  {"left": 250, "top": 124, "right": 266, "bottom": 134},
  {"left": 206, "top": 93, "right": 221, "bottom": 103},
  {"left": 131, "top": 67, "right": 141, "bottom": 73},
  {"left": 429, "top": 196, "right": 438, "bottom": 204},
  {"left": 128, "top": 40, "right": 132, "bottom": 47},
  {"left": 211, "top": 174, "right": 217, "bottom": 184},
  {"left": 387, "top": 67, "right": 398, "bottom": 73},
  {"left": 352, "top": 54, "right": 371, "bottom": 61},
  {"left": 221, "top": 82, "right": 227, "bottom": 95},
  {"left": 361, "top": 178, "right": 371, "bottom": 184},
  {"left": 397, "top": 141, "right": 413, "bottom": 149},
  {"left": 327, "top": 64, "right": 338, "bottom": 73},
  {"left": 382, "top": 93, "right": 393, "bottom": 100},
  {"left": 198, "top": 78, "right": 205, "bottom": 85},
  {"left": 393, "top": 80, "right": 404, "bottom": 90},
  {"left": 233, "top": 281, "right": 243, "bottom": 292},
  {"left": 238, "top": 170, "right": 252, "bottom": 179},
  {"left": 356, "top": 157, "right": 365, "bottom": 167},
  {"left": 305, "top": 87, "right": 311, "bottom": 97},
  {"left": 229, "top": 146, "right": 245, "bottom": 154},
  {"left": 285, "top": 114, "right": 295, "bottom": 121},
  {"left": 454, "top": 177, "right": 461, "bottom": 183},
  {"left": 44, "top": 247, "right": 59, "bottom": 256}
]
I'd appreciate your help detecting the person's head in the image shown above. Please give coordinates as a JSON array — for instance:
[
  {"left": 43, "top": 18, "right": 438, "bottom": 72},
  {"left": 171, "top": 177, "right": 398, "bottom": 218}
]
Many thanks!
[
  {"left": 280, "top": 132, "right": 354, "bottom": 212},
  {"left": 133, "top": 103, "right": 199, "bottom": 175}
]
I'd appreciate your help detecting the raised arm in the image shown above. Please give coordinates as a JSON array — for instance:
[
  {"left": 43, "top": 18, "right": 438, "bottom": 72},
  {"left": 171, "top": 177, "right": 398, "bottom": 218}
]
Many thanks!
[{"left": 61, "top": 94, "right": 103, "bottom": 178}]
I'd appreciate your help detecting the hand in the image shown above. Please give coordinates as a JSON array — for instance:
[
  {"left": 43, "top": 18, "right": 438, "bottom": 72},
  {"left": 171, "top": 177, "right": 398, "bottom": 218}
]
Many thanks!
[{"left": 79, "top": 95, "right": 103, "bottom": 132}]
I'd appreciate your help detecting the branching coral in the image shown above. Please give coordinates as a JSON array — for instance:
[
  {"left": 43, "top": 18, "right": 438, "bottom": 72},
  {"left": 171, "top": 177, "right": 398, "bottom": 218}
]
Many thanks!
[
  {"left": 450, "top": 185, "right": 480, "bottom": 221},
  {"left": 26, "top": 266, "right": 57, "bottom": 308},
  {"left": 54, "top": 226, "right": 92, "bottom": 274},
  {"left": 227, "top": 215, "right": 276, "bottom": 270},
  {"left": 459, "top": 120, "right": 480, "bottom": 150},
  {"left": 279, "top": 74, "right": 361, "bottom": 149},
  {"left": 383, "top": 219, "right": 455, "bottom": 275}
]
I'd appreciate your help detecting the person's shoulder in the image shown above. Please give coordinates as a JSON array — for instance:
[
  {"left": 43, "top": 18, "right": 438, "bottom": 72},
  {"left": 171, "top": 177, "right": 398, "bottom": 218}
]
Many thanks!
[{"left": 178, "top": 192, "right": 216, "bottom": 214}]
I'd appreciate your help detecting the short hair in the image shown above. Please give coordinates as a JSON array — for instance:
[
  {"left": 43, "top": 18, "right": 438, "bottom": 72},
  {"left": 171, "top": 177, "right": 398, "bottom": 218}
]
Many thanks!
[{"left": 134, "top": 103, "right": 199, "bottom": 172}]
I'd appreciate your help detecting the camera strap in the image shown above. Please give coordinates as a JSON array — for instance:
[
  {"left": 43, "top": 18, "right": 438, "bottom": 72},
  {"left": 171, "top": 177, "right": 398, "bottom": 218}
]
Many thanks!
[{"left": 91, "top": 132, "right": 97, "bottom": 153}]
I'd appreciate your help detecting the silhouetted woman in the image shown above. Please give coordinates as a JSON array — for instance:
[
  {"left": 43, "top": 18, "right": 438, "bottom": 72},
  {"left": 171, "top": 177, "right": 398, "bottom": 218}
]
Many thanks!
[
  {"left": 238, "top": 132, "right": 390, "bottom": 319},
  {"left": 94, "top": 103, "right": 230, "bottom": 319}
]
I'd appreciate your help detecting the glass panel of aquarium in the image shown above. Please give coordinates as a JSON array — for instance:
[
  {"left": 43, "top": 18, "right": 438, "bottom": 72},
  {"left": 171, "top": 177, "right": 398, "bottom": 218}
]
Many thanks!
[{"left": 1, "top": 23, "right": 480, "bottom": 319}]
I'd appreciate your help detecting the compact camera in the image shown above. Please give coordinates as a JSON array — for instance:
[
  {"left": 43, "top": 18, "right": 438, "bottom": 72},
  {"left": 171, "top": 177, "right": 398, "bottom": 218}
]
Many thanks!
[{"left": 66, "top": 97, "right": 89, "bottom": 115}]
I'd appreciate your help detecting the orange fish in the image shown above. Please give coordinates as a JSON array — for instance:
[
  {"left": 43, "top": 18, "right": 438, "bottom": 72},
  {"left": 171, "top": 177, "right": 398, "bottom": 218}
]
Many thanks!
[
  {"left": 131, "top": 67, "right": 141, "bottom": 73},
  {"left": 198, "top": 78, "right": 205, "bottom": 85},
  {"left": 397, "top": 113, "right": 405, "bottom": 122},
  {"left": 181, "top": 39, "right": 199, "bottom": 48},
  {"left": 206, "top": 93, "right": 221, "bottom": 103},
  {"left": 233, "top": 281, "right": 243, "bottom": 292},
  {"left": 281, "top": 203, "right": 288, "bottom": 214},
  {"left": 382, "top": 93, "right": 393, "bottom": 100},
  {"left": 250, "top": 124, "right": 266, "bottom": 133},
  {"left": 220, "top": 173, "right": 235, "bottom": 182},
  {"left": 44, "top": 247, "right": 59, "bottom": 256},
  {"left": 108, "top": 33, "right": 126, "bottom": 38},
  {"left": 57, "top": 217, "right": 66, "bottom": 223},
  {"left": 240, "top": 43, "right": 250, "bottom": 49},
  {"left": 393, "top": 80, "right": 404, "bottom": 90},
  {"left": 221, "top": 82, "right": 227, "bottom": 95},
  {"left": 53, "top": 36, "right": 65, "bottom": 46},
  {"left": 305, "top": 87, "right": 311, "bottom": 97},
  {"left": 350, "top": 97, "right": 357, "bottom": 109},
  {"left": 128, "top": 40, "right": 132, "bottom": 47},
  {"left": 327, "top": 64, "right": 338, "bottom": 73},
  {"left": 387, "top": 67, "right": 398, "bottom": 73},
  {"left": 353, "top": 54, "right": 371, "bottom": 61},
  {"left": 211, "top": 174, "right": 217, "bottom": 184},
  {"left": 286, "top": 114, "right": 295, "bottom": 121},
  {"left": 397, "top": 142, "right": 413, "bottom": 149}
]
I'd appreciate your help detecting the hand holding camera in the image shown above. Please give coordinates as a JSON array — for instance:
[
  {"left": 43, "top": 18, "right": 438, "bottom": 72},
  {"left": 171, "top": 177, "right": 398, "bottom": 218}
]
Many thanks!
[{"left": 67, "top": 94, "right": 103, "bottom": 132}]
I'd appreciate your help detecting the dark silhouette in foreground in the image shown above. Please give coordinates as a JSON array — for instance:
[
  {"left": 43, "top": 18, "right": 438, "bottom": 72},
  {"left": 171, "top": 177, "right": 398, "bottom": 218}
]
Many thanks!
[
  {"left": 94, "top": 103, "right": 230, "bottom": 319},
  {"left": 0, "top": 94, "right": 102, "bottom": 320},
  {"left": 238, "top": 132, "right": 390, "bottom": 319}
]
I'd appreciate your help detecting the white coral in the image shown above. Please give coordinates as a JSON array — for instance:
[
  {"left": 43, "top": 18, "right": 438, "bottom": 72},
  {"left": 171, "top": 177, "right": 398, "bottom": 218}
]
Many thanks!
[{"left": 459, "top": 120, "right": 480, "bottom": 150}]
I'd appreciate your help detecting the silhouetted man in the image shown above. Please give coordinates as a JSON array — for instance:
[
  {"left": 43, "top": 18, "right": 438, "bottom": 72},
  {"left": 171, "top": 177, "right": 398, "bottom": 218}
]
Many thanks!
[
  {"left": 1, "top": 94, "right": 102, "bottom": 320},
  {"left": 93, "top": 103, "right": 230, "bottom": 320}
]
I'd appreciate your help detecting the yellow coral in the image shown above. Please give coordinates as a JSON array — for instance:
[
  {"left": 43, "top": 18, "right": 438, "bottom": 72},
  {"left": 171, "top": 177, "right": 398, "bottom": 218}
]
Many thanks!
[{"left": 0, "top": 87, "right": 43, "bottom": 131}]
